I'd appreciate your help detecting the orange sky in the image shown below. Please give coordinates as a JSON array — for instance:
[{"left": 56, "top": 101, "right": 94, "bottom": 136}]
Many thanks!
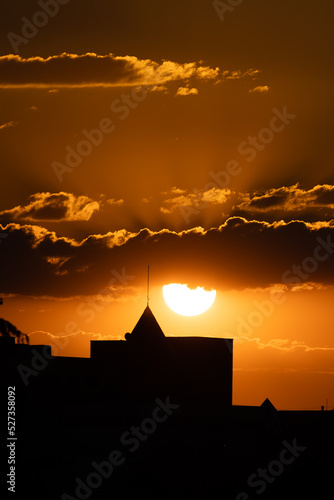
[{"left": 1, "top": 0, "right": 334, "bottom": 410}]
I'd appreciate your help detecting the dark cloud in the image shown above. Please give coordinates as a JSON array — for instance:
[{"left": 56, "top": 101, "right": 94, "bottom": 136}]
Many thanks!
[
  {"left": 248, "top": 193, "right": 289, "bottom": 209},
  {"left": 1, "top": 218, "right": 334, "bottom": 298},
  {"left": 0, "top": 53, "right": 224, "bottom": 88},
  {"left": 158, "top": 184, "right": 334, "bottom": 226},
  {"left": 0, "top": 192, "right": 100, "bottom": 222},
  {"left": 0, "top": 53, "right": 134, "bottom": 87},
  {"left": 312, "top": 186, "right": 334, "bottom": 205},
  {"left": 233, "top": 184, "right": 334, "bottom": 222}
]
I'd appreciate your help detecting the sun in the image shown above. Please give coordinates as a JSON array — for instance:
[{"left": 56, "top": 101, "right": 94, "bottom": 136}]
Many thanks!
[{"left": 162, "top": 284, "right": 216, "bottom": 316}]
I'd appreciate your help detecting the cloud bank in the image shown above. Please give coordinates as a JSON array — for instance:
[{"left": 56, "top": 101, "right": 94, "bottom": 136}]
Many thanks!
[
  {"left": 233, "top": 184, "right": 334, "bottom": 222},
  {"left": 159, "top": 183, "right": 334, "bottom": 223},
  {"left": 0, "top": 192, "right": 100, "bottom": 222},
  {"left": 0, "top": 53, "right": 261, "bottom": 88},
  {"left": 1, "top": 217, "right": 334, "bottom": 297}
]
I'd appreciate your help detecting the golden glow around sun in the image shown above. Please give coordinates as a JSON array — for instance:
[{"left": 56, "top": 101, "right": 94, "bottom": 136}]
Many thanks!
[{"left": 162, "top": 283, "right": 216, "bottom": 316}]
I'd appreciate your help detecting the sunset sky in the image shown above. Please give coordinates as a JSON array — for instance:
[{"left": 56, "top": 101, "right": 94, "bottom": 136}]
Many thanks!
[{"left": 1, "top": 0, "right": 334, "bottom": 410}]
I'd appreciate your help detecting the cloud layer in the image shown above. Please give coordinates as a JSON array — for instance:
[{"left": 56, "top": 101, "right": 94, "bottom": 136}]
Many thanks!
[
  {"left": 1, "top": 217, "right": 334, "bottom": 297},
  {"left": 161, "top": 187, "right": 232, "bottom": 215},
  {"left": 0, "top": 53, "right": 261, "bottom": 88},
  {"left": 233, "top": 184, "right": 334, "bottom": 221},
  {"left": 0, "top": 192, "right": 100, "bottom": 222},
  {"left": 159, "top": 183, "right": 334, "bottom": 223}
]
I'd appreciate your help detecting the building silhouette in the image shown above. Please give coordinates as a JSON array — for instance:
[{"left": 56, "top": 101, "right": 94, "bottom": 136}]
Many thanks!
[
  {"left": 1, "top": 304, "right": 333, "bottom": 499},
  {"left": 90, "top": 305, "right": 233, "bottom": 408}
]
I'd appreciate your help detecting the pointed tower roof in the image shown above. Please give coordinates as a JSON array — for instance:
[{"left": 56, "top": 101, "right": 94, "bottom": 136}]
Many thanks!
[{"left": 125, "top": 306, "right": 165, "bottom": 344}]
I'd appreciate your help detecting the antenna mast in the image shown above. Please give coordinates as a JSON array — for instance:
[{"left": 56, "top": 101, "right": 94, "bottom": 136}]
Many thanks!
[{"left": 147, "top": 265, "right": 150, "bottom": 307}]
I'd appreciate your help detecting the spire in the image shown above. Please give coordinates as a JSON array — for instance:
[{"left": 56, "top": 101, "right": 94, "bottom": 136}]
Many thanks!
[
  {"left": 124, "top": 266, "right": 165, "bottom": 344},
  {"left": 147, "top": 265, "right": 150, "bottom": 307},
  {"left": 125, "top": 306, "right": 165, "bottom": 344}
]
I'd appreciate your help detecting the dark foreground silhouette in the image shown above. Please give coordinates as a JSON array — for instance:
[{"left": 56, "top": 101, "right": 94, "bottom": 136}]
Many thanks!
[
  {"left": 1, "top": 305, "right": 333, "bottom": 499},
  {"left": 0, "top": 318, "right": 29, "bottom": 344}
]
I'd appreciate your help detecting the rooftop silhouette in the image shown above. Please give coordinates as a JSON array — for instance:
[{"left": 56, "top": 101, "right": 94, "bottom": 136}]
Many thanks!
[
  {"left": 125, "top": 305, "right": 165, "bottom": 343},
  {"left": 1, "top": 301, "right": 333, "bottom": 499}
]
